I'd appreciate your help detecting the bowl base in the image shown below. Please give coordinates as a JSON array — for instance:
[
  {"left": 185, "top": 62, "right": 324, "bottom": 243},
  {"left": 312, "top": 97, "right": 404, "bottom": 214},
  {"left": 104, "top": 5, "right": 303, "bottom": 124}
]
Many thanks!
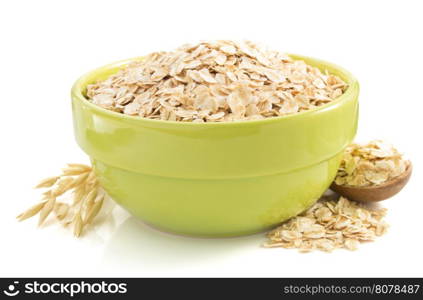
[{"left": 92, "top": 153, "right": 342, "bottom": 237}]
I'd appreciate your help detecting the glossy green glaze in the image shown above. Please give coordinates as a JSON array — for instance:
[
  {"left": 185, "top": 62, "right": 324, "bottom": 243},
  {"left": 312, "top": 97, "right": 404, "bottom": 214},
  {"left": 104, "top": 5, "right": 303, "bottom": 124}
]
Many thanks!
[{"left": 71, "top": 55, "right": 359, "bottom": 237}]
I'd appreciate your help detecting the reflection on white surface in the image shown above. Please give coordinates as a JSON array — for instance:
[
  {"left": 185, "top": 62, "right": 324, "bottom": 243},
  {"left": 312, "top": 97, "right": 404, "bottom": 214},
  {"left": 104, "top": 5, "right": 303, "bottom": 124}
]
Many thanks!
[{"left": 102, "top": 216, "right": 265, "bottom": 273}]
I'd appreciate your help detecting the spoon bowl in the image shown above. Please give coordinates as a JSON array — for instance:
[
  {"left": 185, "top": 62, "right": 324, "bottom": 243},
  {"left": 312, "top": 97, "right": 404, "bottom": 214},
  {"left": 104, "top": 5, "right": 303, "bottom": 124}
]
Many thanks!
[{"left": 330, "top": 161, "right": 412, "bottom": 202}]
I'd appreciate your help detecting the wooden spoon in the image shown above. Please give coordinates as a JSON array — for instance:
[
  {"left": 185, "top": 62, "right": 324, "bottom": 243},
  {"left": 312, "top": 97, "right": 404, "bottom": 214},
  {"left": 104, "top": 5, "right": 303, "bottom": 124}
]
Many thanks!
[{"left": 330, "top": 161, "right": 412, "bottom": 202}]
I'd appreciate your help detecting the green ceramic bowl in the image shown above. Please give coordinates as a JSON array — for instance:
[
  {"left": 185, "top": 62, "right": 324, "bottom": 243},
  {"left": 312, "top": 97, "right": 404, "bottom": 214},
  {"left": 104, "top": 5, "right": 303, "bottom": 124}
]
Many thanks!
[{"left": 71, "top": 55, "right": 359, "bottom": 237}]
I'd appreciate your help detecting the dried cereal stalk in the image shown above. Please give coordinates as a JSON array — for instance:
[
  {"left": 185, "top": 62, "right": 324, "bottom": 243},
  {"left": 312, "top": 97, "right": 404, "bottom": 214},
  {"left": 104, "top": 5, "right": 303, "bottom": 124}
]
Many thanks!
[
  {"left": 54, "top": 203, "right": 70, "bottom": 221},
  {"left": 73, "top": 212, "right": 84, "bottom": 237},
  {"left": 35, "top": 176, "right": 60, "bottom": 189},
  {"left": 17, "top": 163, "right": 109, "bottom": 237},
  {"left": 84, "top": 195, "right": 104, "bottom": 225},
  {"left": 38, "top": 196, "right": 56, "bottom": 226},
  {"left": 263, "top": 196, "right": 389, "bottom": 252},
  {"left": 17, "top": 201, "right": 48, "bottom": 221}
]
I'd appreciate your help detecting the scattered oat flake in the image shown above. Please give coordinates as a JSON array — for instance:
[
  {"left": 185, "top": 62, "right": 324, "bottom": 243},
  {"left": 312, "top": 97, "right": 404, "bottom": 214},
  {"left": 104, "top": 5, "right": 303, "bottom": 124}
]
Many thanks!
[{"left": 264, "top": 196, "right": 389, "bottom": 252}]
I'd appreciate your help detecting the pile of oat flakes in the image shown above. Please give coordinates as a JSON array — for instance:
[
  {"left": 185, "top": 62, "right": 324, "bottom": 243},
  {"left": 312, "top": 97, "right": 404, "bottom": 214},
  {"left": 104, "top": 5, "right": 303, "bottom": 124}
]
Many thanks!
[
  {"left": 264, "top": 140, "right": 405, "bottom": 252},
  {"left": 334, "top": 140, "right": 408, "bottom": 187},
  {"left": 87, "top": 40, "right": 347, "bottom": 122},
  {"left": 264, "top": 195, "right": 389, "bottom": 252}
]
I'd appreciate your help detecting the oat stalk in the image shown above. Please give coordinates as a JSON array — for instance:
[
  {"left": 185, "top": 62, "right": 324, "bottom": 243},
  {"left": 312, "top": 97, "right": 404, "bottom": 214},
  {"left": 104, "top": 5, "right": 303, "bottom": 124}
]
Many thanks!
[{"left": 17, "top": 163, "right": 109, "bottom": 237}]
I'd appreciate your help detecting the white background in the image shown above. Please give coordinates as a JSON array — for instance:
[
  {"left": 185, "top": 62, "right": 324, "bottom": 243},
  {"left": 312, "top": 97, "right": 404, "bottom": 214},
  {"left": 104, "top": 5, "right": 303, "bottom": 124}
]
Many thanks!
[{"left": 0, "top": 0, "right": 422, "bottom": 277}]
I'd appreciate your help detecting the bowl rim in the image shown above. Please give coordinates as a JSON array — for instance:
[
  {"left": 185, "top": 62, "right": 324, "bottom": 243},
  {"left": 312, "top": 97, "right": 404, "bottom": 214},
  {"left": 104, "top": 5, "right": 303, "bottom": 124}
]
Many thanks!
[{"left": 71, "top": 54, "right": 359, "bottom": 128}]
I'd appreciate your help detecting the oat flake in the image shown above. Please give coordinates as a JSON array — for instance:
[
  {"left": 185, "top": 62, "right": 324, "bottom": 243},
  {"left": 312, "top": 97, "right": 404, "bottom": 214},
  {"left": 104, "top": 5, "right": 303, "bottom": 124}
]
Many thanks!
[
  {"left": 263, "top": 195, "right": 389, "bottom": 252},
  {"left": 334, "top": 140, "right": 408, "bottom": 187}
]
